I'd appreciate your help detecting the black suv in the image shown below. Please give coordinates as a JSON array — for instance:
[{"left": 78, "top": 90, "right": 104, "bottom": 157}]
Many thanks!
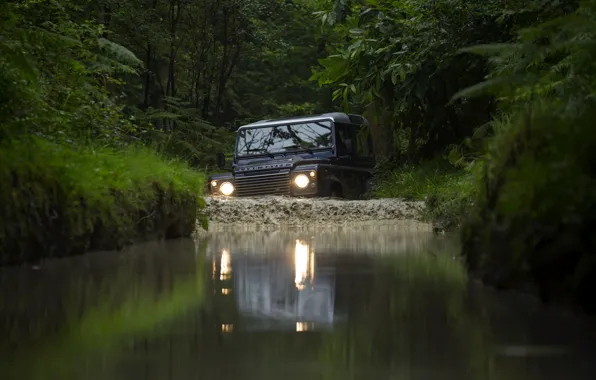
[{"left": 207, "top": 112, "right": 375, "bottom": 199}]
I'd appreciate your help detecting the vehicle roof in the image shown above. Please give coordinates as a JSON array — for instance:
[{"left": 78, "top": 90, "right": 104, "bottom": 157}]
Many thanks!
[{"left": 237, "top": 112, "right": 369, "bottom": 131}]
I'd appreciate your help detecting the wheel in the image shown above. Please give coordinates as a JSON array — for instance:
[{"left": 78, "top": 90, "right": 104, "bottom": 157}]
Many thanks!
[
  {"left": 329, "top": 183, "right": 343, "bottom": 199},
  {"left": 365, "top": 178, "right": 376, "bottom": 193}
]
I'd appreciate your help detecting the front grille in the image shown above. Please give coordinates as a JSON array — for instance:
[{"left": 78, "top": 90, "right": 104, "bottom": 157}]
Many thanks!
[{"left": 235, "top": 170, "right": 291, "bottom": 197}]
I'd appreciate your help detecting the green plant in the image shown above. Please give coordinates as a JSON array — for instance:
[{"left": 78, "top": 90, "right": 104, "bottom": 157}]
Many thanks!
[
  {"left": 374, "top": 157, "right": 475, "bottom": 230},
  {"left": 454, "top": 0, "right": 596, "bottom": 312},
  {"left": 0, "top": 137, "right": 207, "bottom": 264}
]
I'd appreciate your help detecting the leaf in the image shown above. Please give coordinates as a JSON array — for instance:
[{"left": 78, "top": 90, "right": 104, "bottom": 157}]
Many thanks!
[
  {"left": 199, "top": 215, "right": 209, "bottom": 231},
  {"left": 458, "top": 43, "right": 522, "bottom": 57},
  {"left": 360, "top": 7, "right": 374, "bottom": 17},
  {"left": 332, "top": 89, "right": 343, "bottom": 101},
  {"left": 0, "top": 41, "right": 37, "bottom": 81},
  {"left": 98, "top": 38, "right": 143, "bottom": 68},
  {"left": 30, "top": 26, "right": 83, "bottom": 47},
  {"left": 449, "top": 76, "right": 521, "bottom": 104}
]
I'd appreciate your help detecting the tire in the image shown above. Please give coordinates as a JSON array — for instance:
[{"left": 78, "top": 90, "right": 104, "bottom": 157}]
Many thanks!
[{"left": 329, "top": 183, "right": 343, "bottom": 199}]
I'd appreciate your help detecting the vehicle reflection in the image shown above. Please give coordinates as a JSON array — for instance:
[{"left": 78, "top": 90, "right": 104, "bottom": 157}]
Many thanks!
[
  {"left": 296, "top": 321, "right": 314, "bottom": 332},
  {"left": 294, "top": 239, "right": 313, "bottom": 290},
  {"left": 210, "top": 238, "right": 336, "bottom": 332},
  {"left": 220, "top": 249, "right": 231, "bottom": 280}
]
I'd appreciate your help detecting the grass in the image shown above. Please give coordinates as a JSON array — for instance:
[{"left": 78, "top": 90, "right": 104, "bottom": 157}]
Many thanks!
[
  {"left": 374, "top": 157, "right": 475, "bottom": 230},
  {"left": 0, "top": 137, "right": 207, "bottom": 264}
]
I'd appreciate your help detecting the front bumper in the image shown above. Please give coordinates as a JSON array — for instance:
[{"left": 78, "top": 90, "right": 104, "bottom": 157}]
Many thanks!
[{"left": 208, "top": 169, "right": 319, "bottom": 197}]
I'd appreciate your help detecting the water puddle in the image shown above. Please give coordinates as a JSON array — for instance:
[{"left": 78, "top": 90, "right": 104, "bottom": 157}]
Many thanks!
[{"left": 1, "top": 221, "right": 595, "bottom": 379}]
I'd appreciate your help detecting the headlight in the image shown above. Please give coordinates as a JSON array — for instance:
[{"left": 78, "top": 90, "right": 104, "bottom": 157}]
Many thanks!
[
  {"left": 294, "top": 174, "right": 309, "bottom": 188},
  {"left": 219, "top": 182, "right": 234, "bottom": 196}
]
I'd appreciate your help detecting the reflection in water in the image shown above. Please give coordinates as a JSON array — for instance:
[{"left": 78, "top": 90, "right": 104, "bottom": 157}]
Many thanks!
[
  {"left": 202, "top": 221, "right": 440, "bottom": 256},
  {"left": 229, "top": 237, "right": 335, "bottom": 330},
  {"left": 0, "top": 239, "right": 206, "bottom": 380},
  {"left": 294, "top": 239, "right": 312, "bottom": 290},
  {"left": 296, "top": 322, "right": 314, "bottom": 332},
  {"left": 1, "top": 223, "right": 596, "bottom": 380},
  {"left": 212, "top": 255, "right": 217, "bottom": 279},
  {"left": 220, "top": 248, "right": 231, "bottom": 280}
]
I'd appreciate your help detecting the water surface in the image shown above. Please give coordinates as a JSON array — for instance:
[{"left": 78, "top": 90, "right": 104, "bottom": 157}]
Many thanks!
[{"left": 1, "top": 221, "right": 595, "bottom": 380}]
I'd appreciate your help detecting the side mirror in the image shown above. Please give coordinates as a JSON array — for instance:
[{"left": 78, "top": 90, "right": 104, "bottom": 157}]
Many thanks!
[
  {"left": 216, "top": 152, "right": 226, "bottom": 169},
  {"left": 344, "top": 139, "right": 354, "bottom": 154}
]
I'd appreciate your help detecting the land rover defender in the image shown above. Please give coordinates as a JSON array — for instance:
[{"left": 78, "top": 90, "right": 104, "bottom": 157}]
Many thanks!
[{"left": 207, "top": 112, "right": 375, "bottom": 199}]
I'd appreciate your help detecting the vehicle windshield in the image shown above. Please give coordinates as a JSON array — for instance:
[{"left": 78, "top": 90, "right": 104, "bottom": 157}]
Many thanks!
[{"left": 236, "top": 121, "right": 333, "bottom": 157}]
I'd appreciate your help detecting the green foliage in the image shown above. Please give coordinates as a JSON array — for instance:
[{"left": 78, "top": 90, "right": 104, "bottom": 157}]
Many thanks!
[
  {"left": 309, "top": 0, "right": 519, "bottom": 160},
  {"left": 457, "top": 0, "right": 596, "bottom": 313},
  {"left": 0, "top": 0, "right": 140, "bottom": 143},
  {"left": 2, "top": 0, "right": 330, "bottom": 168},
  {"left": 226, "top": 0, "right": 334, "bottom": 126},
  {"left": 374, "top": 158, "right": 476, "bottom": 231},
  {"left": 309, "top": 0, "right": 579, "bottom": 162},
  {"left": 136, "top": 97, "right": 235, "bottom": 166},
  {"left": 0, "top": 137, "right": 207, "bottom": 264}
]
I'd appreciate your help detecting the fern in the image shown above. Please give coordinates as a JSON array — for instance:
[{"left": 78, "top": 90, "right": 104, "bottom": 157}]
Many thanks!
[
  {"left": 453, "top": 0, "right": 596, "bottom": 107},
  {"left": 97, "top": 38, "right": 143, "bottom": 69}
]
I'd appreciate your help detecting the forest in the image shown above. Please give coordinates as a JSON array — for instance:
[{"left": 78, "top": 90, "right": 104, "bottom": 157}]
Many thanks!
[{"left": 1, "top": 0, "right": 595, "bottom": 312}]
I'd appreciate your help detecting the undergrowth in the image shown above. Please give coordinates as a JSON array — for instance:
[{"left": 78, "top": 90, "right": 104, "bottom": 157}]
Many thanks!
[
  {"left": 374, "top": 158, "right": 476, "bottom": 231},
  {"left": 0, "top": 137, "right": 207, "bottom": 265},
  {"left": 456, "top": 0, "right": 596, "bottom": 314}
]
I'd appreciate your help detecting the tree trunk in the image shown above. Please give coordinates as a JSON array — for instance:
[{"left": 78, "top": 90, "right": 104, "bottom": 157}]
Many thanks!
[
  {"left": 366, "top": 100, "right": 394, "bottom": 163},
  {"left": 102, "top": 4, "right": 111, "bottom": 38},
  {"left": 143, "top": 43, "right": 152, "bottom": 109},
  {"left": 365, "top": 80, "right": 395, "bottom": 162},
  {"left": 214, "top": 8, "right": 229, "bottom": 121}
]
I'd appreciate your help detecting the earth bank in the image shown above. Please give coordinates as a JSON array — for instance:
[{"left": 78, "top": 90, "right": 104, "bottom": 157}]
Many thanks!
[{"left": 0, "top": 138, "right": 206, "bottom": 266}]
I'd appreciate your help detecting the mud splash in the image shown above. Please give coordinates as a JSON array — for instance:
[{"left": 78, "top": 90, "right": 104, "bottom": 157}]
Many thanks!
[{"left": 201, "top": 196, "right": 426, "bottom": 227}]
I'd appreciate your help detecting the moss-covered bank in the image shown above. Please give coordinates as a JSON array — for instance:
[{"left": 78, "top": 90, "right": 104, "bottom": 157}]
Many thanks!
[{"left": 0, "top": 137, "right": 207, "bottom": 265}]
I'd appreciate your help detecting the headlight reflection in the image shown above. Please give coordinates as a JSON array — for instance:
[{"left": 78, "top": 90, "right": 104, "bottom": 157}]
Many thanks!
[
  {"left": 220, "top": 249, "right": 231, "bottom": 280},
  {"left": 294, "top": 239, "right": 314, "bottom": 290},
  {"left": 296, "top": 322, "right": 314, "bottom": 332}
]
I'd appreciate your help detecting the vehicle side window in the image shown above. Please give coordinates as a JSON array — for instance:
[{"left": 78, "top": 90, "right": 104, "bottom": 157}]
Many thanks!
[
  {"left": 335, "top": 123, "right": 352, "bottom": 156},
  {"left": 353, "top": 125, "right": 373, "bottom": 159}
]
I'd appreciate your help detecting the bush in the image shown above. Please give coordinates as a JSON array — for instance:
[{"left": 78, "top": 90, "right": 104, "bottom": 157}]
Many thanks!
[
  {"left": 374, "top": 158, "right": 476, "bottom": 231},
  {"left": 0, "top": 137, "right": 207, "bottom": 265},
  {"left": 461, "top": 101, "right": 596, "bottom": 312},
  {"left": 457, "top": 0, "right": 596, "bottom": 313}
]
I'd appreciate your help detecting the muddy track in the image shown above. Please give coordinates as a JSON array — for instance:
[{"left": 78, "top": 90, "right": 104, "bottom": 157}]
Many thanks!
[{"left": 201, "top": 196, "right": 426, "bottom": 227}]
